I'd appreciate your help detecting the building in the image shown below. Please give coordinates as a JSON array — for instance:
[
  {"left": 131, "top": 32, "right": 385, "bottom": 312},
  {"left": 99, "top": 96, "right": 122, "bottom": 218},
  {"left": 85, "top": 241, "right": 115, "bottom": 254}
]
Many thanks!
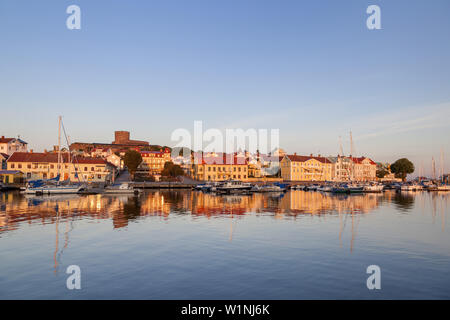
[
  {"left": 70, "top": 131, "right": 149, "bottom": 154},
  {"left": 0, "top": 170, "right": 25, "bottom": 184},
  {"left": 7, "top": 152, "right": 116, "bottom": 183},
  {"left": 139, "top": 148, "right": 171, "bottom": 175},
  {"left": 328, "top": 156, "right": 352, "bottom": 181},
  {"left": 0, "top": 136, "right": 28, "bottom": 156},
  {"left": 89, "top": 148, "right": 123, "bottom": 170},
  {"left": 280, "top": 154, "right": 333, "bottom": 181},
  {"left": 0, "top": 153, "right": 9, "bottom": 169},
  {"left": 349, "top": 157, "right": 377, "bottom": 182},
  {"left": 191, "top": 152, "right": 249, "bottom": 181}
]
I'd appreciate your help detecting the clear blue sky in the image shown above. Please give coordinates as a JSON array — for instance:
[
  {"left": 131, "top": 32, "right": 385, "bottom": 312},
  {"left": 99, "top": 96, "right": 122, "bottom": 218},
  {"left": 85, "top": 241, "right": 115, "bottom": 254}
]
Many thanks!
[{"left": 1, "top": 0, "right": 450, "bottom": 175}]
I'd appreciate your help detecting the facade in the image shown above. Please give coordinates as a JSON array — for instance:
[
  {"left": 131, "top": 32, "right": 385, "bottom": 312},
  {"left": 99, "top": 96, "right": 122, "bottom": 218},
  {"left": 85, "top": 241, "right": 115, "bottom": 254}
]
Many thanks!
[
  {"left": 0, "top": 136, "right": 28, "bottom": 156},
  {"left": 0, "top": 153, "right": 9, "bottom": 169},
  {"left": 191, "top": 152, "right": 249, "bottom": 181},
  {"left": 7, "top": 152, "right": 115, "bottom": 183},
  {"left": 328, "top": 156, "right": 352, "bottom": 181},
  {"left": 349, "top": 157, "right": 377, "bottom": 182},
  {"left": 139, "top": 148, "right": 171, "bottom": 175},
  {"left": 0, "top": 170, "right": 25, "bottom": 184},
  {"left": 280, "top": 154, "right": 333, "bottom": 181}
]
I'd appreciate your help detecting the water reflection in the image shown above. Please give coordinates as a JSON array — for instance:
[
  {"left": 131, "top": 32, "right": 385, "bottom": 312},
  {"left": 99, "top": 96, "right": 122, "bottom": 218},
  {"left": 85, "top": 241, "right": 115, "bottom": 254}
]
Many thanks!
[
  {"left": 1, "top": 190, "right": 450, "bottom": 299},
  {"left": 1, "top": 190, "right": 449, "bottom": 233}
]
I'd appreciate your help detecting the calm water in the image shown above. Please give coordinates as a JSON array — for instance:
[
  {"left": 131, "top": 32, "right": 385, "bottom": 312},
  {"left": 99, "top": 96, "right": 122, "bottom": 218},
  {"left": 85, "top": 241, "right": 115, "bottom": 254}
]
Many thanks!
[{"left": 0, "top": 190, "right": 449, "bottom": 299}]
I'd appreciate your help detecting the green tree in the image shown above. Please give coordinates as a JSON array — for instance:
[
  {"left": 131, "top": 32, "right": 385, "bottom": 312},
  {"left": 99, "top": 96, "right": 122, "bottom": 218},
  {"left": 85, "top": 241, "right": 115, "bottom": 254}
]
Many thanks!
[
  {"left": 123, "top": 150, "right": 142, "bottom": 180},
  {"left": 390, "top": 158, "right": 415, "bottom": 182},
  {"left": 376, "top": 168, "right": 389, "bottom": 179},
  {"left": 161, "top": 161, "right": 184, "bottom": 177}
]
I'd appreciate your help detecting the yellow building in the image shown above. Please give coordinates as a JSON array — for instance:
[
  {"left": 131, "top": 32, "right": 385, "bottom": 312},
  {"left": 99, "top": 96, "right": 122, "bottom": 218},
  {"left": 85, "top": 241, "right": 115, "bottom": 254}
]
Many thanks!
[
  {"left": 280, "top": 154, "right": 332, "bottom": 181},
  {"left": 7, "top": 152, "right": 115, "bottom": 183},
  {"left": 0, "top": 170, "right": 25, "bottom": 184},
  {"left": 139, "top": 148, "right": 171, "bottom": 175},
  {"left": 191, "top": 153, "right": 249, "bottom": 181}
]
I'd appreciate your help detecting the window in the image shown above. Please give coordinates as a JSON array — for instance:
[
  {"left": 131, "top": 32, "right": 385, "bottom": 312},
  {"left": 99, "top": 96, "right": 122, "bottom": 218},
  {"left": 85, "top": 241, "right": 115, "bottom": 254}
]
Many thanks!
[
  {"left": 84, "top": 167, "right": 88, "bottom": 171},
  {"left": 10, "top": 164, "right": 14, "bottom": 169},
  {"left": 98, "top": 175, "right": 101, "bottom": 179},
  {"left": 27, "top": 164, "right": 31, "bottom": 169},
  {"left": 18, "top": 164, "right": 22, "bottom": 169}
]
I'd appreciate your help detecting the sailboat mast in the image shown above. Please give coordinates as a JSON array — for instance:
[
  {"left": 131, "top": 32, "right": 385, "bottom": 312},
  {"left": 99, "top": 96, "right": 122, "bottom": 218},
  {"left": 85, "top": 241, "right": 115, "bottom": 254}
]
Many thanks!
[
  {"left": 441, "top": 148, "right": 445, "bottom": 183},
  {"left": 349, "top": 131, "right": 354, "bottom": 181},
  {"left": 58, "top": 116, "right": 62, "bottom": 179},
  {"left": 432, "top": 157, "right": 436, "bottom": 180}
]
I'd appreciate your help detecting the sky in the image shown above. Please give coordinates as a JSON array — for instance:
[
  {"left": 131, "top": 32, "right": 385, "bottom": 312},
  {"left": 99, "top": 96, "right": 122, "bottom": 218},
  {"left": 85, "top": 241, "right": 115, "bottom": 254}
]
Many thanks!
[{"left": 1, "top": 0, "right": 450, "bottom": 176}]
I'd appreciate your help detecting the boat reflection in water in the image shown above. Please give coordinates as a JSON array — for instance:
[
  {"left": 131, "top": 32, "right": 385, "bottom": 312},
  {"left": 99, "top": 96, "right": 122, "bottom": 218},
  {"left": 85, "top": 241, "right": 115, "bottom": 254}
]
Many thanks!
[{"left": 1, "top": 190, "right": 448, "bottom": 231}]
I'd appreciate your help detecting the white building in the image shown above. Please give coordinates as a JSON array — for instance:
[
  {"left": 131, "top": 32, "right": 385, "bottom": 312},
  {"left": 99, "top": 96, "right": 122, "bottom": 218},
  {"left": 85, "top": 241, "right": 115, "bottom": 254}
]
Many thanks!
[{"left": 0, "top": 136, "right": 28, "bottom": 156}]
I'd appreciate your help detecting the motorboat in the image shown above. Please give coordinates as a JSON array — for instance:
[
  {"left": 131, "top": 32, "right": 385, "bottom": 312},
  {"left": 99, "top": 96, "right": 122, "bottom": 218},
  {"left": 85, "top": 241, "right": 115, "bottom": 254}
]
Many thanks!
[
  {"left": 104, "top": 183, "right": 141, "bottom": 195},
  {"left": 400, "top": 184, "right": 423, "bottom": 192},
  {"left": 216, "top": 180, "right": 253, "bottom": 192},
  {"left": 437, "top": 185, "right": 450, "bottom": 191},
  {"left": 317, "top": 185, "right": 333, "bottom": 192},
  {"left": 347, "top": 183, "right": 364, "bottom": 193},
  {"left": 251, "top": 184, "right": 286, "bottom": 192},
  {"left": 363, "top": 183, "right": 384, "bottom": 193}
]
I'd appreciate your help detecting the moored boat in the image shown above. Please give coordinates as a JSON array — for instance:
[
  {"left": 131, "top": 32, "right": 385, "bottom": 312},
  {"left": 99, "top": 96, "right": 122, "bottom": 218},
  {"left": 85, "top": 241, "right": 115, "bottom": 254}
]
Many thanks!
[
  {"left": 216, "top": 180, "right": 253, "bottom": 192},
  {"left": 363, "top": 183, "right": 384, "bottom": 193},
  {"left": 104, "top": 183, "right": 141, "bottom": 195}
]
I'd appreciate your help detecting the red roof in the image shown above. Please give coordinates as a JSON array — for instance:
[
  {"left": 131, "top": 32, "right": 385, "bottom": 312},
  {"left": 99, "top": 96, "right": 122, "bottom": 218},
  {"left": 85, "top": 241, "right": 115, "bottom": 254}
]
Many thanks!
[
  {"left": 349, "top": 157, "right": 376, "bottom": 165},
  {"left": 7, "top": 152, "right": 109, "bottom": 165},
  {"left": 285, "top": 154, "right": 331, "bottom": 164},
  {"left": 193, "top": 152, "right": 248, "bottom": 165},
  {"left": 0, "top": 137, "right": 14, "bottom": 143}
]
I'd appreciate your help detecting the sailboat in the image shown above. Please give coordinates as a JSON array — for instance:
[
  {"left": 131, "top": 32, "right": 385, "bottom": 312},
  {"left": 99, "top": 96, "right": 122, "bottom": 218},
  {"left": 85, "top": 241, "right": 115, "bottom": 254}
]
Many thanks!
[
  {"left": 437, "top": 149, "right": 450, "bottom": 191},
  {"left": 24, "top": 116, "right": 83, "bottom": 195}
]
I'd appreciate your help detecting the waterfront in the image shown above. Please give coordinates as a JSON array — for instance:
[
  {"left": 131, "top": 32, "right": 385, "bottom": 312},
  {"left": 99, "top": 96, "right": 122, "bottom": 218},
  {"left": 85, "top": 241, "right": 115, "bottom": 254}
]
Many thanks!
[{"left": 0, "top": 190, "right": 449, "bottom": 299}]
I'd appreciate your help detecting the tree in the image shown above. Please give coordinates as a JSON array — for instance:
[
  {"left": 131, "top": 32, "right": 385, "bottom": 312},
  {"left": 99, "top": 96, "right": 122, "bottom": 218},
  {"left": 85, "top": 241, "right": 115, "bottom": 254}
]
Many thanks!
[
  {"left": 376, "top": 168, "right": 389, "bottom": 179},
  {"left": 123, "top": 150, "right": 142, "bottom": 180},
  {"left": 161, "top": 161, "right": 184, "bottom": 178},
  {"left": 390, "top": 158, "right": 414, "bottom": 182}
]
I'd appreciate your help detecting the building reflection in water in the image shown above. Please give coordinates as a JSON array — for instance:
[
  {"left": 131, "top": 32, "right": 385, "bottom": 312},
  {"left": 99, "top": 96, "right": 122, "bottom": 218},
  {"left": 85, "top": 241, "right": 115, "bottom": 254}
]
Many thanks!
[
  {"left": 2, "top": 190, "right": 449, "bottom": 232},
  {"left": 1, "top": 190, "right": 449, "bottom": 269}
]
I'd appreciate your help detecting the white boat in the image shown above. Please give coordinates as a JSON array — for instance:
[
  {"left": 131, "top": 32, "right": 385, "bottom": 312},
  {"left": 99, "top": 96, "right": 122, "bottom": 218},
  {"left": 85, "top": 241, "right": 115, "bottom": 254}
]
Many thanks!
[
  {"left": 437, "top": 185, "right": 450, "bottom": 191},
  {"left": 401, "top": 184, "right": 423, "bottom": 192},
  {"left": 217, "top": 180, "right": 253, "bottom": 192},
  {"left": 317, "top": 185, "right": 333, "bottom": 192},
  {"left": 363, "top": 184, "right": 384, "bottom": 193},
  {"left": 104, "top": 183, "right": 141, "bottom": 195},
  {"left": 24, "top": 183, "right": 83, "bottom": 195},
  {"left": 347, "top": 183, "right": 364, "bottom": 193},
  {"left": 251, "top": 184, "right": 285, "bottom": 192}
]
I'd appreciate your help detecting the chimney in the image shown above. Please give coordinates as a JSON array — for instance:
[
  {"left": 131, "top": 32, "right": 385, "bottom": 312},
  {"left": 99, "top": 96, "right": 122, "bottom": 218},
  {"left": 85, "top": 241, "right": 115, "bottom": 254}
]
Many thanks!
[
  {"left": 318, "top": 154, "right": 321, "bottom": 157},
  {"left": 1, "top": 136, "right": 4, "bottom": 139},
  {"left": 310, "top": 153, "right": 313, "bottom": 157},
  {"left": 30, "top": 149, "right": 33, "bottom": 153},
  {"left": 294, "top": 152, "right": 297, "bottom": 156}
]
